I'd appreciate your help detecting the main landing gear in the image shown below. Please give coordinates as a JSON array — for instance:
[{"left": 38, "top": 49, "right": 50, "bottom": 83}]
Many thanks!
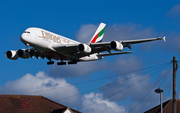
[
  {"left": 47, "top": 59, "right": 78, "bottom": 65},
  {"left": 47, "top": 60, "right": 54, "bottom": 65},
  {"left": 68, "top": 60, "right": 77, "bottom": 65},
  {"left": 57, "top": 61, "right": 66, "bottom": 65}
]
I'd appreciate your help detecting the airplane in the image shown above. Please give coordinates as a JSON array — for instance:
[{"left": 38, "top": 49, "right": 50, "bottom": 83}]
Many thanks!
[{"left": 5, "top": 23, "right": 166, "bottom": 65}]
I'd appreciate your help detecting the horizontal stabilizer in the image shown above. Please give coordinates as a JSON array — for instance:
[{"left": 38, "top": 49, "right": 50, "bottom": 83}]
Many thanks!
[{"left": 98, "top": 51, "right": 133, "bottom": 57}]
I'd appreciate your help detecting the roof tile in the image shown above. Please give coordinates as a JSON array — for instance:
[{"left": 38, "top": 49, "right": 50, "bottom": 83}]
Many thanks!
[
  {"left": 145, "top": 99, "right": 180, "bottom": 113},
  {"left": 0, "top": 95, "right": 81, "bottom": 113}
]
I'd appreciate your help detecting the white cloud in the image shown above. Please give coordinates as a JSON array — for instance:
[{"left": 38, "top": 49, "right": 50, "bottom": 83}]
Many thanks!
[
  {"left": 100, "top": 74, "right": 152, "bottom": 101},
  {"left": 109, "top": 55, "right": 142, "bottom": 73},
  {"left": 80, "top": 92, "right": 126, "bottom": 113},
  {"left": 0, "top": 71, "right": 80, "bottom": 107},
  {"left": 0, "top": 70, "right": 169, "bottom": 113},
  {"left": 76, "top": 24, "right": 98, "bottom": 43},
  {"left": 167, "top": 4, "right": 180, "bottom": 17}
]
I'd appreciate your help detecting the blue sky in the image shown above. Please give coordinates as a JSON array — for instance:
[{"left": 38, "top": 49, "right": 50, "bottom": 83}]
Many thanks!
[{"left": 1, "top": 0, "right": 180, "bottom": 112}]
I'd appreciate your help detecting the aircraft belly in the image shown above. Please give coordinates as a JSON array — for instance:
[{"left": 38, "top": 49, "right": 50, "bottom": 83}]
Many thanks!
[{"left": 44, "top": 51, "right": 71, "bottom": 60}]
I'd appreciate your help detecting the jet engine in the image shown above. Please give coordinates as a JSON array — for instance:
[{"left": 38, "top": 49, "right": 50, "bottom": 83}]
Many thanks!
[
  {"left": 110, "top": 41, "right": 123, "bottom": 51},
  {"left": 77, "top": 44, "right": 92, "bottom": 53},
  {"left": 6, "top": 50, "right": 18, "bottom": 60},
  {"left": 17, "top": 49, "right": 31, "bottom": 59}
]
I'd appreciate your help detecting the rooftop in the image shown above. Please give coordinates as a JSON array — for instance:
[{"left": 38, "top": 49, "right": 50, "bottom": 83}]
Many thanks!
[
  {"left": 0, "top": 95, "right": 81, "bottom": 113},
  {"left": 144, "top": 99, "right": 180, "bottom": 113}
]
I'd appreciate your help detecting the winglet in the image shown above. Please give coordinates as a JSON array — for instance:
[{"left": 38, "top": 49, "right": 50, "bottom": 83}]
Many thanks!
[{"left": 163, "top": 36, "right": 166, "bottom": 42}]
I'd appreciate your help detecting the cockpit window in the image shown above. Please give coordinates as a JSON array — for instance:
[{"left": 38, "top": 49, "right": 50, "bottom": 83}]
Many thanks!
[{"left": 23, "top": 31, "right": 30, "bottom": 34}]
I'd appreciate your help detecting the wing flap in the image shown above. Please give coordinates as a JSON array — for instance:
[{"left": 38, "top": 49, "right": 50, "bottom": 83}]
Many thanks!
[{"left": 98, "top": 51, "right": 133, "bottom": 57}]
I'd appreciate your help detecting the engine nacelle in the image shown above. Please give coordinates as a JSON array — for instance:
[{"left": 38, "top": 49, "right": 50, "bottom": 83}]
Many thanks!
[
  {"left": 17, "top": 49, "right": 31, "bottom": 59},
  {"left": 110, "top": 41, "right": 123, "bottom": 51},
  {"left": 77, "top": 44, "right": 92, "bottom": 53},
  {"left": 6, "top": 50, "right": 18, "bottom": 60}
]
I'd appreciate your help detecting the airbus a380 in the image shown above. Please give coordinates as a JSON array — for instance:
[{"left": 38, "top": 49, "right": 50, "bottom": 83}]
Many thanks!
[{"left": 6, "top": 23, "right": 165, "bottom": 65}]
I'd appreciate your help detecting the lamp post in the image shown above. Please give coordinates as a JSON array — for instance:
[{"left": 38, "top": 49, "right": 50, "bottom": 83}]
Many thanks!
[{"left": 155, "top": 87, "right": 163, "bottom": 113}]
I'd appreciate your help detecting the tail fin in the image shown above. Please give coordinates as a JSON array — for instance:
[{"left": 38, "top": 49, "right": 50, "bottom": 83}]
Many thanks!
[{"left": 90, "top": 23, "right": 106, "bottom": 43}]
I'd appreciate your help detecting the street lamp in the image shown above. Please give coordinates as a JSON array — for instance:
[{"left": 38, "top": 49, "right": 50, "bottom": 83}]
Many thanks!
[{"left": 155, "top": 87, "right": 163, "bottom": 113}]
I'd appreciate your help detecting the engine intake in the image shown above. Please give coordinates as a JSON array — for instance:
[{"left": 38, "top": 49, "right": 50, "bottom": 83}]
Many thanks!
[
  {"left": 77, "top": 44, "right": 92, "bottom": 53},
  {"left": 6, "top": 50, "right": 18, "bottom": 60},
  {"left": 17, "top": 49, "right": 31, "bottom": 59},
  {"left": 110, "top": 41, "right": 123, "bottom": 51}
]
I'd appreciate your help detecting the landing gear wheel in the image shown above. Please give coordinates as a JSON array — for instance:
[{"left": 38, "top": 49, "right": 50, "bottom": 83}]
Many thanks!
[
  {"left": 68, "top": 59, "right": 78, "bottom": 65},
  {"left": 57, "top": 62, "right": 66, "bottom": 65},
  {"left": 47, "top": 60, "right": 54, "bottom": 65}
]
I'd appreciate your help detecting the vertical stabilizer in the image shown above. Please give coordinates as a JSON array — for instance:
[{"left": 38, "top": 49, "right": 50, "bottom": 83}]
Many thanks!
[{"left": 90, "top": 23, "right": 106, "bottom": 43}]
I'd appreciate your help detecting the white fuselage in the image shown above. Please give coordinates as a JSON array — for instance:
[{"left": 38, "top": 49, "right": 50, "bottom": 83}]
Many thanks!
[
  {"left": 21, "top": 28, "right": 79, "bottom": 51},
  {"left": 20, "top": 27, "right": 102, "bottom": 61}
]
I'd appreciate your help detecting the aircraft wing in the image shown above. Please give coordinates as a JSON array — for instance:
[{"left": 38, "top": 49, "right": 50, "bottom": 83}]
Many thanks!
[
  {"left": 90, "top": 36, "right": 165, "bottom": 49},
  {"left": 52, "top": 44, "right": 87, "bottom": 58},
  {"left": 52, "top": 36, "right": 165, "bottom": 59}
]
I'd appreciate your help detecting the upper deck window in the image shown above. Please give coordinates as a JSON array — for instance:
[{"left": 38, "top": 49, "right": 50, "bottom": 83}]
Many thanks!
[{"left": 23, "top": 31, "right": 30, "bottom": 34}]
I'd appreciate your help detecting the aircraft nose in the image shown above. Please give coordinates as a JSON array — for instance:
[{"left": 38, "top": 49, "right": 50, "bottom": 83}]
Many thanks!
[
  {"left": 20, "top": 33, "right": 31, "bottom": 44},
  {"left": 20, "top": 33, "right": 27, "bottom": 43}
]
